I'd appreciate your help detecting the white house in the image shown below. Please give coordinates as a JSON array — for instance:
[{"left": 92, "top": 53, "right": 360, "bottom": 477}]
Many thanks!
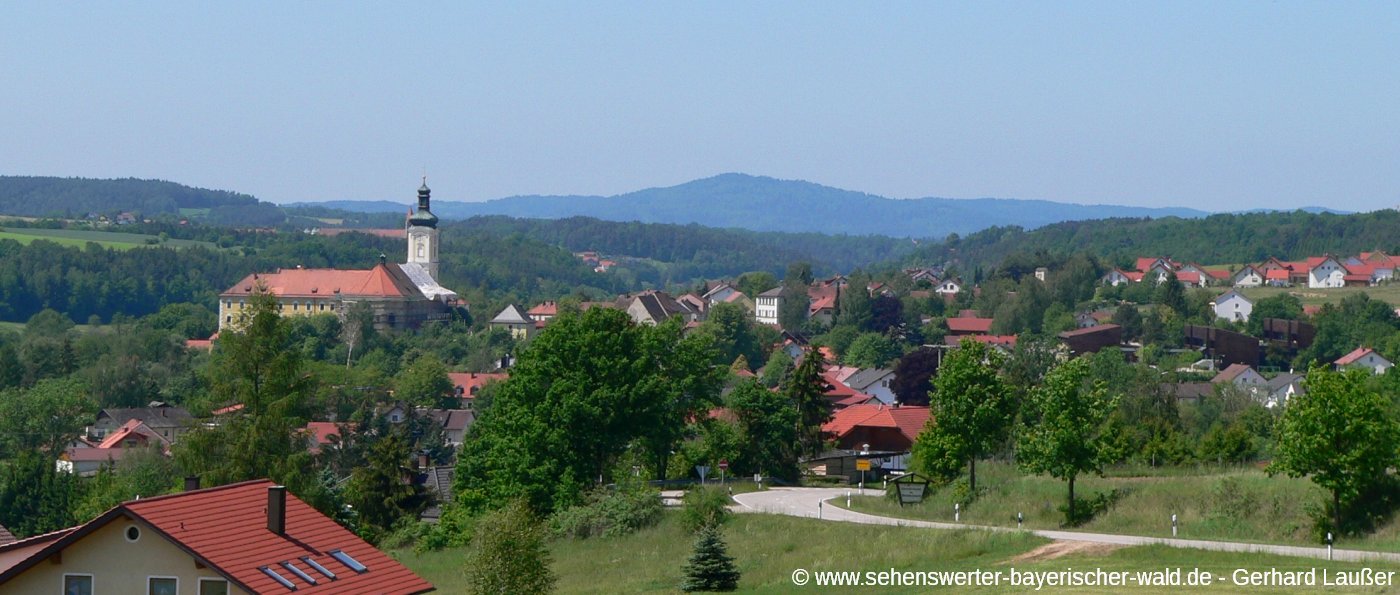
[
  {"left": 755, "top": 286, "right": 782, "bottom": 325},
  {"left": 935, "top": 278, "right": 963, "bottom": 295},
  {"left": 1335, "top": 347, "right": 1394, "bottom": 375},
  {"left": 843, "top": 368, "right": 897, "bottom": 405},
  {"left": 1308, "top": 256, "right": 1347, "bottom": 288},
  {"left": 1213, "top": 290, "right": 1254, "bottom": 322},
  {"left": 1230, "top": 265, "right": 1265, "bottom": 288},
  {"left": 1265, "top": 372, "right": 1305, "bottom": 408}
]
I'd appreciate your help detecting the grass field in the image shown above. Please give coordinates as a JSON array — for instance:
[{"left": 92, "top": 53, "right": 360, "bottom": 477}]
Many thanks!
[
  {"left": 1238, "top": 285, "right": 1400, "bottom": 307},
  {"left": 840, "top": 462, "right": 1400, "bottom": 553},
  {"left": 0, "top": 227, "right": 216, "bottom": 250},
  {"left": 397, "top": 512, "right": 1400, "bottom": 593}
]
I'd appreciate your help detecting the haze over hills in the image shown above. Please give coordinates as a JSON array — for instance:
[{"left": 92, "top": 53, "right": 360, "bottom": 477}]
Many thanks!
[{"left": 298, "top": 173, "right": 1215, "bottom": 238}]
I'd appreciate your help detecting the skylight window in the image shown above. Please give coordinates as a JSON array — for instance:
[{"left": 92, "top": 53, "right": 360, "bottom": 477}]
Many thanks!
[
  {"left": 328, "top": 549, "right": 368, "bottom": 573},
  {"left": 259, "top": 566, "right": 296, "bottom": 590},
  {"left": 280, "top": 561, "right": 317, "bottom": 585},
  {"left": 300, "top": 557, "right": 337, "bottom": 580}
]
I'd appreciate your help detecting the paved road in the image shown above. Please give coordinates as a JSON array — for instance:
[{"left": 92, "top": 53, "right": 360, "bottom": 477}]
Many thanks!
[{"left": 732, "top": 487, "right": 1400, "bottom": 564}]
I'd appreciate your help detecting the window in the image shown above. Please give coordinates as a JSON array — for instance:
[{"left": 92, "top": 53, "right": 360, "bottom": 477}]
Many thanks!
[
  {"left": 125, "top": 525, "right": 141, "bottom": 542},
  {"left": 301, "top": 557, "right": 337, "bottom": 580},
  {"left": 198, "top": 579, "right": 229, "bottom": 595},
  {"left": 149, "top": 577, "right": 178, "bottom": 595},
  {"left": 64, "top": 575, "right": 93, "bottom": 595},
  {"left": 328, "top": 549, "right": 368, "bottom": 573}
]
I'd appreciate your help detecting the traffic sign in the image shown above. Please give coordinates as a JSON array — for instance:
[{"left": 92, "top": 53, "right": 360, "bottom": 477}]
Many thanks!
[
  {"left": 718, "top": 459, "right": 729, "bottom": 470},
  {"left": 855, "top": 459, "right": 871, "bottom": 471}
]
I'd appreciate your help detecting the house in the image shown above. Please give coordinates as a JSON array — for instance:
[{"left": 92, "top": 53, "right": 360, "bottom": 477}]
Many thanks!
[
  {"left": 702, "top": 282, "right": 738, "bottom": 305},
  {"left": 1264, "top": 268, "right": 1292, "bottom": 287},
  {"left": 60, "top": 419, "right": 173, "bottom": 476},
  {"left": 1231, "top": 265, "right": 1265, "bottom": 288},
  {"left": 447, "top": 372, "right": 507, "bottom": 406},
  {"left": 1075, "top": 310, "right": 1114, "bottom": 329},
  {"left": 906, "top": 268, "right": 941, "bottom": 284},
  {"left": 428, "top": 409, "right": 475, "bottom": 447},
  {"left": 489, "top": 304, "right": 534, "bottom": 339},
  {"left": 1163, "top": 382, "right": 1215, "bottom": 405},
  {"left": 302, "top": 422, "right": 350, "bottom": 455},
  {"left": 1307, "top": 255, "right": 1347, "bottom": 288},
  {"left": 1101, "top": 269, "right": 1138, "bottom": 286},
  {"left": 1034, "top": 267, "right": 1048, "bottom": 282},
  {"left": 842, "top": 368, "right": 897, "bottom": 405},
  {"left": 1211, "top": 364, "right": 1268, "bottom": 398},
  {"left": 1175, "top": 271, "right": 1204, "bottom": 288},
  {"left": 1335, "top": 347, "right": 1394, "bottom": 375},
  {"left": 1213, "top": 290, "right": 1254, "bottom": 322},
  {"left": 1057, "top": 324, "right": 1122, "bottom": 356},
  {"left": 808, "top": 293, "right": 837, "bottom": 326},
  {"left": 934, "top": 278, "right": 963, "bottom": 295},
  {"left": 526, "top": 301, "right": 558, "bottom": 323},
  {"left": 1266, "top": 372, "right": 1305, "bottom": 408},
  {"left": 821, "top": 403, "right": 931, "bottom": 461},
  {"left": 945, "top": 315, "right": 994, "bottom": 336},
  {"left": 418, "top": 466, "right": 455, "bottom": 524},
  {"left": 90, "top": 403, "right": 195, "bottom": 443},
  {"left": 620, "top": 291, "right": 696, "bottom": 326},
  {"left": 755, "top": 287, "right": 783, "bottom": 325},
  {"left": 0, "top": 479, "right": 434, "bottom": 594}
]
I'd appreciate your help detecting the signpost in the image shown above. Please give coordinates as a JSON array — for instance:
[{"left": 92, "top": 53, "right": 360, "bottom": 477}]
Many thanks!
[
  {"left": 695, "top": 465, "right": 709, "bottom": 484},
  {"left": 855, "top": 459, "right": 871, "bottom": 489},
  {"left": 718, "top": 459, "right": 729, "bottom": 484},
  {"left": 890, "top": 473, "right": 931, "bottom": 507}
]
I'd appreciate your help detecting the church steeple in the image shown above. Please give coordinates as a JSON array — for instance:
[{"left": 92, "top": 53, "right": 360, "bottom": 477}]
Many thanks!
[
  {"left": 406, "top": 178, "right": 441, "bottom": 281},
  {"left": 409, "top": 177, "right": 439, "bottom": 229}
]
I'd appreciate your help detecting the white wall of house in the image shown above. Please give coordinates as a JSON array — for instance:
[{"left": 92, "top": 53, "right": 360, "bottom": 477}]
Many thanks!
[
  {"left": 755, "top": 296, "right": 779, "bottom": 325},
  {"left": 1309, "top": 260, "right": 1346, "bottom": 288},
  {"left": 1214, "top": 294, "right": 1254, "bottom": 322},
  {"left": 1232, "top": 270, "right": 1263, "bottom": 287},
  {"left": 1342, "top": 353, "right": 1395, "bottom": 375},
  {"left": 935, "top": 280, "right": 961, "bottom": 294}
]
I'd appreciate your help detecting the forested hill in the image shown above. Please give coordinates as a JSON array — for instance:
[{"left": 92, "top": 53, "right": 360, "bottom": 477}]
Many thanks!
[
  {"left": 299, "top": 173, "right": 1210, "bottom": 238},
  {"left": 455, "top": 216, "right": 916, "bottom": 277},
  {"left": 906, "top": 209, "right": 1400, "bottom": 271},
  {"left": 0, "top": 176, "right": 284, "bottom": 225}
]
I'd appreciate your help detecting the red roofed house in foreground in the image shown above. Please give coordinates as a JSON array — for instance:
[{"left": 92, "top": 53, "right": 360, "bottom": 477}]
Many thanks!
[
  {"left": 822, "top": 403, "right": 931, "bottom": 455},
  {"left": 1335, "top": 347, "right": 1394, "bottom": 375},
  {"left": 0, "top": 479, "right": 433, "bottom": 594}
]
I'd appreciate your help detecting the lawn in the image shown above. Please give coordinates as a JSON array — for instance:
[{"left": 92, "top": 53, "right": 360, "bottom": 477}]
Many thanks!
[
  {"left": 396, "top": 512, "right": 1400, "bottom": 593},
  {"left": 1238, "top": 285, "right": 1400, "bottom": 307},
  {"left": 841, "top": 461, "right": 1400, "bottom": 553},
  {"left": 0, "top": 227, "right": 216, "bottom": 250}
]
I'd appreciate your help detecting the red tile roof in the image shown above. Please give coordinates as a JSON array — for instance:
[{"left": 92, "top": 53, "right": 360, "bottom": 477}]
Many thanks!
[
  {"left": 822, "top": 404, "right": 931, "bottom": 445},
  {"left": 447, "top": 372, "right": 508, "bottom": 399},
  {"left": 302, "top": 422, "right": 349, "bottom": 454},
  {"left": 1176, "top": 271, "right": 1202, "bottom": 284},
  {"left": 1336, "top": 346, "right": 1382, "bottom": 367},
  {"left": 1265, "top": 269, "right": 1291, "bottom": 281},
  {"left": 96, "top": 419, "right": 170, "bottom": 449},
  {"left": 527, "top": 301, "right": 558, "bottom": 317},
  {"left": 222, "top": 263, "right": 421, "bottom": 299},
  {"left": 945, "top": 317, "right": 994, "bottom": 333},
  {"left": 125, "top": 480, "right": 433, "bottom": 594}
]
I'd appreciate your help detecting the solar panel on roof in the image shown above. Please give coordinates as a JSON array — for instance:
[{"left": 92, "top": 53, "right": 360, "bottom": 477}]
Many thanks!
[
  {"left": 329, "top": 549, "right": 368, "bottom": 573},
  {"left": 260, "top": 566, "right": 297, "bottom": 590}
]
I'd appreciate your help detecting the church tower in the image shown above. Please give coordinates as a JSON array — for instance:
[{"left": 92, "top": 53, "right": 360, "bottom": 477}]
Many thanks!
[{"left": 406, "top": 178, "right": 440, "bottom": 280}]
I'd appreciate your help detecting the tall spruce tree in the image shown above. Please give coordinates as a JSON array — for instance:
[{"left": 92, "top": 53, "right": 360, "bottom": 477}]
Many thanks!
[{"left": 785, "top": 349, "right": 832, "bottom": 459}]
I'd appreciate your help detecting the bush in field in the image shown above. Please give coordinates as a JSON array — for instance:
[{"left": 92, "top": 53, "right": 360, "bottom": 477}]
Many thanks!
[
  {"left": 681, "top": 486, "right": 732, "bottom": 533},
  {"left": 463, "top": 499, "right": 555, "bottom": 595},
  {"left": 550, "top": 483, "right": 662, "bottom": 539}
]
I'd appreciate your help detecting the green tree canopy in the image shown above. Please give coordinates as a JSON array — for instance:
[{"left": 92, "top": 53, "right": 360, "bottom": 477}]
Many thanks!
[
  {"left": 911, "top": 339, "right": 1011, "bottom": 493},
  {"left": 1018, "top": 356, "right": 1118, "bottom": 525}
]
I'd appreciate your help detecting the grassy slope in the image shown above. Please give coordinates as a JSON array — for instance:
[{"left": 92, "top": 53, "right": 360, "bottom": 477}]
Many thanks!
[
  {"left": 0, "top": 227, "right": 215, "bottom": 250},
  {"left": 1239, "top": 284, "right": 1400, "bottom": 307},
  {"left": 397, "top": 513, "right": 1400, "bottom": 594},
  {"left": 842, "top": 462, "right": 1400, "bottom": 552}
]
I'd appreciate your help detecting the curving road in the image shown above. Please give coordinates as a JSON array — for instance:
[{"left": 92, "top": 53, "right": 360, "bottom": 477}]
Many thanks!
[{"left": 731, "top": 487, "right": 1400, "bottom": 564}]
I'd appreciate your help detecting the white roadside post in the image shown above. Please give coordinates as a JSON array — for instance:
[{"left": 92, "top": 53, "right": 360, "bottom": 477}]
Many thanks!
[
  {"left": 1327, "top": 532, "right": 1333, "bottom": 561},
  {"left": 1017, "top": 512, "right": 1023, "bottom": 530},
  {"left": 955, "top": 502, "right": 960, "bottom": 522},
  {"left": 1171, "top": 514, "right": 1178, "bottom": 537}
]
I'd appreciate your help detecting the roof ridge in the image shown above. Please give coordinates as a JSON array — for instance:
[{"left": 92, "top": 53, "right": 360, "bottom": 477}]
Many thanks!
[{"left": 122, "top": 478, "right": 274, "bottom": 508}]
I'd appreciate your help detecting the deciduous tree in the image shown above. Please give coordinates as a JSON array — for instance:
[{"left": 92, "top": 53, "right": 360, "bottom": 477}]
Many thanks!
[
  {"left": 912, "top": 339, "right": 1011, "bottom": 493},
  {"left": 1018, "top": 357, "right": 1118, "bottom": 525}
]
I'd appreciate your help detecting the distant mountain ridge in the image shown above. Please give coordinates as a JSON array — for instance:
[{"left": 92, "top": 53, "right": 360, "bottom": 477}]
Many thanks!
[{"left": 298, "top": 173, "right": 1212, "bottom": 238}]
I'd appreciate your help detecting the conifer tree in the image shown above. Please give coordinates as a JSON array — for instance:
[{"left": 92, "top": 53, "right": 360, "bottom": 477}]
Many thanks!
[{"left": 680, "top": 525, "right": 741, "bottom": 592}]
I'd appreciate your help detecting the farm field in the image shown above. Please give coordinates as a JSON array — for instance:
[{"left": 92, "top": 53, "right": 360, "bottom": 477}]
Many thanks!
[
  {"left": 1238, "top": 284, "right": 1400, "bottom": 307},
  {"left": 0, "top": 227, "right": 216, "bottom": 250}
]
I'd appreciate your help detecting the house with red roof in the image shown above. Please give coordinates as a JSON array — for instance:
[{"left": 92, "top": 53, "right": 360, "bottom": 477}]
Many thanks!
[
  {"left": 1307, "top": 255, "right": 1347, "bottom": 288},
  {"left": 0, "top": 479, "right": 433, "bottom": 594},
  {"left": 945, "top": 315, "right": 994, "bottom": 336},
  {"left": 1230, "top": 265, "right": 1265, "bottom": 288},
  {"left": 301, "top": 422, "right": 351, "bottom": 455},
  {"left": 821, "top": 403, "right": 930, "bottom": 454},
  {"left": 1335, "top": 347, "right": 1394, "bottom": 375},
  {"left": 447, "top": 372, "right": 508, "bottom": 406},
  {"left": 526, "top": 301, "right": 558, "bottom": 323},
  {"left": 59, "top": 419, "right": 172, "bottom": 476}
]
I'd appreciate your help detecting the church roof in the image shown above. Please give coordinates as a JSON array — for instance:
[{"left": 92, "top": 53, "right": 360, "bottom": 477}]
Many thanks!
[
  {"left": 221, "top": 263, "right": 425, "bottom": 300},
  {"left": 397, "top": 263, "right": 458, "bottom": 301}
]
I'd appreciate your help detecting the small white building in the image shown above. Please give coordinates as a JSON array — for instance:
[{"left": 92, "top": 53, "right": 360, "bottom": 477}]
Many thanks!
[
  {"left": 1231, "top": 265, "right": 1265, "bottom": 288},
  {"left": 935, "top": 278, "right": 963, "bottom": 295},
  {"left": 755, "top": 286, "right": 782, "bottom": 325},
  {"left": 843, "top": 368, "right": 897, "bottom": 405},
  {"left": 1213, "top": 290, "right": 1254, "bottom": 322},
  {"left": 1335, "top": 347, "right": 1394, "bottom": 375}
]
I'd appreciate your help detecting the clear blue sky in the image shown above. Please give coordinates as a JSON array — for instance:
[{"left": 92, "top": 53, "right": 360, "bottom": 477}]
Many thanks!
[{"left": 3, "top": 2, "right": 1398, "bottom": 211}]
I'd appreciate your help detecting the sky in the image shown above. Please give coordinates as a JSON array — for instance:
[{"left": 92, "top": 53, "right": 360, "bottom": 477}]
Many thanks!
[{"left": 3, "top": 2, "right": 1399, "bottom": 212}]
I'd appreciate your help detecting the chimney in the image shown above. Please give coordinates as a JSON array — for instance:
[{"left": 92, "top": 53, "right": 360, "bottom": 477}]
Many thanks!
[
  {"left": 418, "top": 453, "right": 430, "bottom": 469},
  {"left": 184, "top": 476, "right": 200, "bottom": 492},
  {"left": 267, "top": 486, "right": 287, "bottom": 535}
]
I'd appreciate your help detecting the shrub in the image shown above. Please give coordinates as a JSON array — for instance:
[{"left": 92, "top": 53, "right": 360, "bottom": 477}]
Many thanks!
[
  {"left": 550, "top": 483, "right": 662, "bottom": 539},
  {"left": 463, "top": 499, "right": 555, "bottom": 594},
  {"left": 681, "top": 486, "right": 732, "bottom": 533}
]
